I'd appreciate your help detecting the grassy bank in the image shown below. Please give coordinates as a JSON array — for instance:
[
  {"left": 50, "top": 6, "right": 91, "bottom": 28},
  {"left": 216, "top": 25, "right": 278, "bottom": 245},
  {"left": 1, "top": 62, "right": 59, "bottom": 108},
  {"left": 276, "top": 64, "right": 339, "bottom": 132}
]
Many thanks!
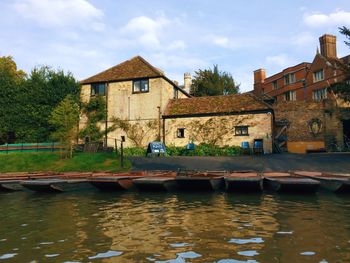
[{"left": 0, "top": 152, "right": 131, "bottom": 173}]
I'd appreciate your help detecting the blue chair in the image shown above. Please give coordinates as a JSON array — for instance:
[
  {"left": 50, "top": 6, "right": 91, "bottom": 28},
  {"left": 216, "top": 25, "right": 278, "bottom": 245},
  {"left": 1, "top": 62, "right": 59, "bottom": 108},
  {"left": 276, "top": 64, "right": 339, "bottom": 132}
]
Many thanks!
[
  {"left": 241, "top": 141, "right": 251, "bottom": 155},
  {"left": 253, "top": 139, "right": 264, "bottom": 154}
]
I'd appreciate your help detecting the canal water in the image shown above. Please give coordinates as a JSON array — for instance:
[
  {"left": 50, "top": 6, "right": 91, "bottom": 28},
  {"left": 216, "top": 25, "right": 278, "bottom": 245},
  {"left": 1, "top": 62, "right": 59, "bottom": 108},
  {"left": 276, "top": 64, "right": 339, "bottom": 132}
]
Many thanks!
[{"left": 0, "top": 191, "right": 349, "bottom": 262}]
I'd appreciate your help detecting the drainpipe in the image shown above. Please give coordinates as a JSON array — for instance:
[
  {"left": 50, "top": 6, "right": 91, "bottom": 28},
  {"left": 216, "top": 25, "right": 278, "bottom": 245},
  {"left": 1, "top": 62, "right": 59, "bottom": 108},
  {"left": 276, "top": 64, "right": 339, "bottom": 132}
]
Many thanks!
[
  {"left": 105, "top": 82, "right": 109, "bottom": 148},
  {"left": 157, "top": 106, "right": 161, "bottom": 141}
]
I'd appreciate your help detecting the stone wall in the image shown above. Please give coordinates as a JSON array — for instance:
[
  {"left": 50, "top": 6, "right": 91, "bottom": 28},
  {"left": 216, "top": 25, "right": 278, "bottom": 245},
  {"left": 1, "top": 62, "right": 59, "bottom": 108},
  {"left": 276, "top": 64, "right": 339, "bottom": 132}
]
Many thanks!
[
  {"left": 164, "top": 113, "right": 273, "bottom": 153},
  {"left": 273, "top": 100, "right": 347, "bottom": 152},
  {"left": 79, "top": 78, "right": 188, "bottom": 147}
]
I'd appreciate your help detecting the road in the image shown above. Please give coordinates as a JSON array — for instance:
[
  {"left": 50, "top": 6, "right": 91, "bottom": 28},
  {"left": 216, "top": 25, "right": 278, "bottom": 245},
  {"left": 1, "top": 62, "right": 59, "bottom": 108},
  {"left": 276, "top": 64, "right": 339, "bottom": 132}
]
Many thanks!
[{"left": 129, "top": 153, "right": 350, "bottom": 173}]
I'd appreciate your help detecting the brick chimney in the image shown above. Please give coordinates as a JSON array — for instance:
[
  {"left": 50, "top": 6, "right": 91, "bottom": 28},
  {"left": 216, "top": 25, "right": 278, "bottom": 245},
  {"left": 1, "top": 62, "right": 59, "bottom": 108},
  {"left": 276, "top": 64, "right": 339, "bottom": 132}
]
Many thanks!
[
  {"left": 254, "top": 69, "right": 266, "bottom": 84},
  {"left": 253, "top": 69, "right": 266, "bottom": 95},
  {"left": 319, "top": 34, "right": 337, "bottom": 58},
  {"left": 184, "top": 72, "right": 192, "bottom": 94}
]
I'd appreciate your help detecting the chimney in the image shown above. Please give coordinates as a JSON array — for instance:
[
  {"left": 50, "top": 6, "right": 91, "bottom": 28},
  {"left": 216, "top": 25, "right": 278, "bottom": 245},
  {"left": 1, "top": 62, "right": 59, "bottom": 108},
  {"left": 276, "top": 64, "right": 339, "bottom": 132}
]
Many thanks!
[
  {"left": 253, "top": 69, "right": 266, "bottom": 96},
  {"left": 184, "top": 72, "right": 192, "bottom": 94},
  {"left": 319, "top": 34, "right": 337, "bottom": 58},
  {"left": 254, "top": 69, "right": 266, "bottom": 84}
]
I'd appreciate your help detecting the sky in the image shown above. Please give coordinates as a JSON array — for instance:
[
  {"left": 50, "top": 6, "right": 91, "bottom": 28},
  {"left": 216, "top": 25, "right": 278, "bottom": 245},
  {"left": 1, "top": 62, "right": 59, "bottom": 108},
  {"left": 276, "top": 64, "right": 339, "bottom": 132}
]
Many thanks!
[{"left": 0, "top": 0, "right": 350, "bottom": 92}]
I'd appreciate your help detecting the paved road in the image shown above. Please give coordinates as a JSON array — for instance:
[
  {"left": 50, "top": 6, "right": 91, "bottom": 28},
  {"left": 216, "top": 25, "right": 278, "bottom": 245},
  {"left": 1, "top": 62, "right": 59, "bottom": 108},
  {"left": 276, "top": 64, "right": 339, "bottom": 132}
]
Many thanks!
[{"left": 129, "top": 153, "right": 350, "bottom": 173}]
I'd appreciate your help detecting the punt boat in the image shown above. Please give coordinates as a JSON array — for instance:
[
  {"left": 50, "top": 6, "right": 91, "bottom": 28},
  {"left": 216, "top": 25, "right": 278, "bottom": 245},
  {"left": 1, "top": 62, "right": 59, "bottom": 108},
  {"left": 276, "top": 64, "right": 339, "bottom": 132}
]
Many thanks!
[
  {"left": 294, "top": 171, "right": 350, "bottom": 193},
  {"left": 224, "top": 172, "right": 263, "bottom": 192},
  {"left": 175, "top": 170, "right": 225, "bottom": 191},
  {"left": 263, "top": 172, "right": 320, "bottom": 193}
]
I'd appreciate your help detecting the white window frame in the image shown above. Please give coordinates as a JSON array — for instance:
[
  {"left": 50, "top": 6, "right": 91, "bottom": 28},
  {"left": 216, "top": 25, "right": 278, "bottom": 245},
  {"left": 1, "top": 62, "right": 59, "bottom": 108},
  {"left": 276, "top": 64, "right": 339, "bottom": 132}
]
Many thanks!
[
  {"left": 313, "top": 88, "right": 327, "bottom": 101},
  {"left": 313, "top": 69, "right": 324, "bottom": 83}
]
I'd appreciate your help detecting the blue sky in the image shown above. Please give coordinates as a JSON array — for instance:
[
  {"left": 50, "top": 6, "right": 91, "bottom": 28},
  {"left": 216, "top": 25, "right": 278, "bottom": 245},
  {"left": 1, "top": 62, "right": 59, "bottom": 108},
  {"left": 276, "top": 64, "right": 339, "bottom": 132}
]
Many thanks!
[{"left": 0, "top": 0, "right": 350, "bottom": 92}]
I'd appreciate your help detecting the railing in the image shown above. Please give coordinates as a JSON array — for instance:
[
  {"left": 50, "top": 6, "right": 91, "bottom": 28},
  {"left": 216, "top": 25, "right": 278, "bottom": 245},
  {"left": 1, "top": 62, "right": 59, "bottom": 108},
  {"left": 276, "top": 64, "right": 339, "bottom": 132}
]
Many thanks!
[{"left": 0, "top": 142, "right": 63, "bottom": 154}]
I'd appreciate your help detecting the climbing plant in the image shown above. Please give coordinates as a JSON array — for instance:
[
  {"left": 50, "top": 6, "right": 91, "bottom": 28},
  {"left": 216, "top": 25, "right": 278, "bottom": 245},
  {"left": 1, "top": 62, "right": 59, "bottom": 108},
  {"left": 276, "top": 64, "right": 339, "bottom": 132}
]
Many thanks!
[{"left": 112, "top": 118, "right": 158, "bottom": 147}]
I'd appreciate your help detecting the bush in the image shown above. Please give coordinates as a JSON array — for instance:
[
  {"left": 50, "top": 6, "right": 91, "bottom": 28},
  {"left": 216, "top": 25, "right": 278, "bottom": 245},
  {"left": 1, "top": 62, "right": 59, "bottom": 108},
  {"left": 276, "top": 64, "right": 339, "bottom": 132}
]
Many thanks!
[
  {"left": 123, "top": 147, "right": 146, "bottom": 156},
  {"left": 122, "top": 144, "right": 242, "bottom": 157}
]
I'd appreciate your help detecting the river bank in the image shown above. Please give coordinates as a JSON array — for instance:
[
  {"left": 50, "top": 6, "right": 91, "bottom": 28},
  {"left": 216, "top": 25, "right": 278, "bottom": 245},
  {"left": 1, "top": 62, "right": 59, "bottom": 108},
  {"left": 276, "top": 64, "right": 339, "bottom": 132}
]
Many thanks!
[{"left": 0, "top": 152, "right": 131, "bottom": 173}]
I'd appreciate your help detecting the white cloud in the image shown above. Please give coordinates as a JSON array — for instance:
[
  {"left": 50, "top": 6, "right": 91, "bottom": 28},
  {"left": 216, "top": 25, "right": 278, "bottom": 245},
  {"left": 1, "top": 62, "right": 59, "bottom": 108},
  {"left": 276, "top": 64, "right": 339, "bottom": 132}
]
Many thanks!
[
  {"left": 303, "top": 10, "right": 350, "bottom": 27},
  {"left": 167, "top": 40, "right": 186, "bottom": 50},
  {"left": 292, "top": 32, "right": 315, "bottom": 46},
  {"left": 121, "top": 15, "right": 170, "bottom": 48},
  {"left": 266, "top": 54, "right": 293, "bottom": 68},
  {"left": 149, "top": 53, "right": 208, "bottom": 71},
  {"left": 12, "top": 0, "right": 104, "bottom": 31}
]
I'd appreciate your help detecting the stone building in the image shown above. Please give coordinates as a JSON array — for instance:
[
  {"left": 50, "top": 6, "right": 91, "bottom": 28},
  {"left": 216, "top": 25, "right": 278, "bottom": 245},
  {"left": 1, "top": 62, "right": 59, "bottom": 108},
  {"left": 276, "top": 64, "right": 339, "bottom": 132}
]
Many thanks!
[
  {"left": 80, "top": 56, "right": 190, "bottom": 148},
  {"left": 163, "top": 93, "right": 274, "bottom": 153},
  {"left": 80, "top": 56, "right": 273, "bottom": 152}
]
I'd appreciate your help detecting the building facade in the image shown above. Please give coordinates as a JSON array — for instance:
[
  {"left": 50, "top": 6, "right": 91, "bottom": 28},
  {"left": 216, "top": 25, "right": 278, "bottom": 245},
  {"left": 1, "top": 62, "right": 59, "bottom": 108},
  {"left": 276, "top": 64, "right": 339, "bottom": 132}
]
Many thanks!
[
  {"left": 80, "top": 56, "right": 274, "bottom": 152},
  {"left": 253, "top": 34, "right": 349, "bottom": 102},
  {"left": 253, "top": 34, "right": 350, "bottom": 153},
  {"left": 80, "top": 56, "right": 190, "bottom": 148}
]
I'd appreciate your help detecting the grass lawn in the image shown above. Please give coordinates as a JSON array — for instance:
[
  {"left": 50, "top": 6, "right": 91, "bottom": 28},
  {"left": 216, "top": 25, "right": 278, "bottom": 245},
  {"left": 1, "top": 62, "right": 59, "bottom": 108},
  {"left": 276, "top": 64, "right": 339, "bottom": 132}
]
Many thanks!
[{"left": 0, "top": 152, "right": 131, "bottom": 173}]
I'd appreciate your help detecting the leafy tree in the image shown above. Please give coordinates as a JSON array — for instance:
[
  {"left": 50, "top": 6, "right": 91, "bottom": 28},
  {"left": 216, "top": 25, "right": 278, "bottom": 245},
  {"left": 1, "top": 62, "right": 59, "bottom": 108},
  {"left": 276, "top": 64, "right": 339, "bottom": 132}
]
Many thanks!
[
  {"left": 19, "top": 66, "right": 80, "bottom": 142},
  {"left": 80, "top": 96, "right": 109, "bottom": 142},
  {"left": 331, "top": 26, "right": 350, "bottom": 102},
  {"left": 0, "top": 56, "right": 26, "bottom": 144},
  {"left": 191, "top": 65, "right": 240, "bottom": 96},
  {"left": 49, "top": 95, "right": 80, "bottom": 158}
]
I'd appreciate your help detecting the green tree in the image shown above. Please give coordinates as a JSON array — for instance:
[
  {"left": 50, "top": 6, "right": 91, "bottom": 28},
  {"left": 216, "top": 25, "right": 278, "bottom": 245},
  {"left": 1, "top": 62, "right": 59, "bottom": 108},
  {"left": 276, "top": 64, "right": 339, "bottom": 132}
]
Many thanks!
[
  {"left": 19, "top": 66, "right": 80, "bottom": 142},
  {"left": 49, "top": 95, "right": 80, "bottom": 158},
  {"left": 0, "top": 56, "right": 26, "bottom": 144},
  {"left": 80, "top": 96, "right": 108, "bottom": 142},
  {"left": 191, "top": 65, "right": 240, "bottom": 96},
  {"left": 331, "top": 26, "right": 350, "bottom": 102}
]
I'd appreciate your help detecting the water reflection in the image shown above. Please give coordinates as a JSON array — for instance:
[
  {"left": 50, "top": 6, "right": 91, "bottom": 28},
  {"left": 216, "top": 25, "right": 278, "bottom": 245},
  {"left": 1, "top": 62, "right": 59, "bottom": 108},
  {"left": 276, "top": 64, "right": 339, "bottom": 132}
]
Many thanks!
[{"left": 0, "top": 191, "right": 349, "bottom": 262}]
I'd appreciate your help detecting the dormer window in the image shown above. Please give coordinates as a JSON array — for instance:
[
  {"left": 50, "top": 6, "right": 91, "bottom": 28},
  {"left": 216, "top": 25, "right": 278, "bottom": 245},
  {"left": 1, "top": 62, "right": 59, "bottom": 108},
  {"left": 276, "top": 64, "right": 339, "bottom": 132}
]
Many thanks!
[
  {"left": 133, "top": 79, "right": 149, "bottom": 93},
  {"left": 91, "top": 83, "right": 106, "bottom": 96},
  {"left": 313, "top": 69, "right": 324, "bottom": 83}
]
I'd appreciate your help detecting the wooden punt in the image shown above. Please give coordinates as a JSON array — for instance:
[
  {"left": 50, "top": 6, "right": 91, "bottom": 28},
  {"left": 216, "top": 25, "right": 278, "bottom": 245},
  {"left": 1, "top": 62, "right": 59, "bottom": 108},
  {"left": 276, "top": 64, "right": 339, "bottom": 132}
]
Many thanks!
[
  {"left": 294, "top": 171, "right": 350, "bottom": 193},
  {"left": 0, "top": 180, "right": 24, "bottom": 192},
  {"left": 90, "top": 176, "right": 138, "bottom": 191},
  {"left": 224, "top": 172, "right": 263, "bottom": 192},
  {"left": 133, "top": 177, "right": 177, "bottom": 191},
  {"left": 263, "top": 172, "right": 320, "bottom": 193},
  {"left": 175, "top": 170, "right": 225, "bottom": 191},
  {"left": 20, "top": 179, "right": 93, "bottom": 193},
  {"left": 89, "top": 171, "right": 146, "bottom": 191}
]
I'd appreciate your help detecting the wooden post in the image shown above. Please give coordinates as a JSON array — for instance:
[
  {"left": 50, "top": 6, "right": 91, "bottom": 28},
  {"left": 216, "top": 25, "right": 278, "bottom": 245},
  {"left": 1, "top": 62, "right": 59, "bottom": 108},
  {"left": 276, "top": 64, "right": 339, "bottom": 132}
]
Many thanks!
[
  {"left": 6, "top": 143, "right": 8, "bottom": 154},
  {"left": 120, "top": 141, "right": 124, "bottom": 168},
  {"left": 115, "top": 139, "right": 118, "bottom": 155}
]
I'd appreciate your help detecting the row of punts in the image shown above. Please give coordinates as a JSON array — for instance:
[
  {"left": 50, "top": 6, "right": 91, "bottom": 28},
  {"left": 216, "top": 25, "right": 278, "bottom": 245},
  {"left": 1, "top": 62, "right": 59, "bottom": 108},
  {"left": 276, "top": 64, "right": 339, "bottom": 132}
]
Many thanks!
[{"left": 0, "top": 170, "right": 349, "bottom": 194}]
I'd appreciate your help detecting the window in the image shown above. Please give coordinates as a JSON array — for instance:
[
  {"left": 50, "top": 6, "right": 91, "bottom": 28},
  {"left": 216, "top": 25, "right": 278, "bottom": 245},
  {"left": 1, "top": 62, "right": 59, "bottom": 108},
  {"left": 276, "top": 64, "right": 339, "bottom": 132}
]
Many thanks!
[
  {"left": 313, "top": 70, "right": 324, "bottom": 82},
  {"left": 284, "top": 73, "right": 296, "bottom": 85},
  {"left": 91, "top": 83, "right": 106, "bottom": 96},
  {"left": 133, "top": 79, "right": 149, "bottom": 93},
  {"left": 313, "top": 88, "right": 327, "bottom": 101},
  {"left": 177, "top": 128, "right": 185, "bottom": 138},
  {"left": 272, "top": 80, "right": 278, "bottom": 90},
  {"left": 235, "top": 126, "right": 249, "bottom": 136},
  {"left": 284, "top": 90, "right": 296, "bottom": 101}
]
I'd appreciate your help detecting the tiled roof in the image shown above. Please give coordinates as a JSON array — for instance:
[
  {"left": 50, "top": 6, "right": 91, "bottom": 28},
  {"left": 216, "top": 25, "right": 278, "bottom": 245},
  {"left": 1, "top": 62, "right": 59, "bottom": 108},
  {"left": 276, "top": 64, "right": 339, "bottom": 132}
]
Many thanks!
[
  {"left": 164, "top": 93, "right": 272, "bottom": 117},
  {"left": 80, "top": 56, "right": 165, "bottom": 84}
]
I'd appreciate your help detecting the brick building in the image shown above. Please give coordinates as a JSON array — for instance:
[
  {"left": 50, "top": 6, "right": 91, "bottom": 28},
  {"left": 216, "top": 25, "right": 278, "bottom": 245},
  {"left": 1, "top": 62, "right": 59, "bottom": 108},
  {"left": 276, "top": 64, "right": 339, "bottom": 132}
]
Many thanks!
[
  {"left": 253, "top": 34, "right": 350, "bottom": 153},
  {"left": 253, "top": 34, "right": 349, "bottom": 102}
]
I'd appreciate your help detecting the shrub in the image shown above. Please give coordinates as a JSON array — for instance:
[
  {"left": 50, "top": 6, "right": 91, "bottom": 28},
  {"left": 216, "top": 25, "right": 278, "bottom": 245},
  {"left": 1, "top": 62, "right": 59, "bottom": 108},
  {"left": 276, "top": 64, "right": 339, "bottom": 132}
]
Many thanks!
[{"left": 121, "top": 144, "right": 242, "bottom": 157}]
